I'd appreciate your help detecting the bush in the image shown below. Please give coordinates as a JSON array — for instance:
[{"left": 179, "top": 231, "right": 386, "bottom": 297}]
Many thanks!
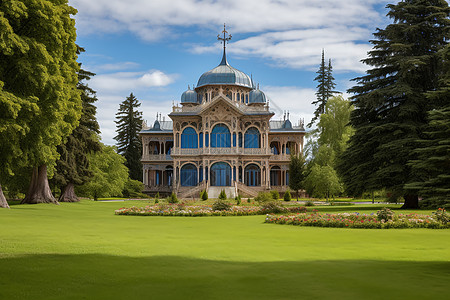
[
  {"left": 155, "top": 192, "right": 160, "bottom": 200},
  {"left": 304, "top": 200, "right": 315, "bottom": 206},
  {"left": 122, "top": 179, "right": 144, "bottom": 198},
  {"left": 420, "top": 198, "right": 450, "bottom": 209},
  {"left": 270, "top": 190, "right": 279, "bottom": 200},
  {"left": 218, "top": 189, "right": 227, "bottom": 200},
  {"left": 155, "top": 198, "right": 159, "bottom": 204},
  {"left": 168, "top": 192, "right": 178, "bottom": 204},
  {"left": 377, "top": 207, "right": 394, "bottom": 221},
  {"left": 212, "top": 199, "right": 231, "bottom": 211},
  {"left": 235, "top": 195, "right": 241, "bottom": 205},
  {"left": 247, "top": 198, "right": 251, "bottom": 203},
  {"left": 255, "top": 192, "right": 272, "bottom": 204},
  {"left": 261, "top": 201, "right": 284, "bottom": 214},
  {"left": 283, "top": 190, "right": 291, "bottom": 202},
  {"left": 201, "top": 190, "right": 208, "bottom": 201}
]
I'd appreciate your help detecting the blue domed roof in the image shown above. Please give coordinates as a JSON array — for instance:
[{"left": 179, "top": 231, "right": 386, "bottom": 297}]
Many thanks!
[
  {"left": 282, "top": 119, "right": 292, "bottom": 129},
  {"left": 181, "top": 87, "right": 198, "bottom": 103},
  {"left": 248, "top": 87, "right": 267, "bottom": 104},
  {"left": 197, "top": 51, "right": 252, "bottom": 89}
]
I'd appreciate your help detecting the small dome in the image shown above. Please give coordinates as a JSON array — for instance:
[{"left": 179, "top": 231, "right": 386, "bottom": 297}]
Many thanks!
[
  {"left": 150, "top": 119, "right": 161, "bottom": 131},
  {"left": 181, "top": 87, "right": 198, "bottom": 103},
  {"left": 248, "top": 88, "right": 267, "bottom": 104}
]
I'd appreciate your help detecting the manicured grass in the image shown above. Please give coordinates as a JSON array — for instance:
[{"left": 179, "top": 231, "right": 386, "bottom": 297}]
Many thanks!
[{"left": 0, "top": 201, "right": 449, "bottom": 299}]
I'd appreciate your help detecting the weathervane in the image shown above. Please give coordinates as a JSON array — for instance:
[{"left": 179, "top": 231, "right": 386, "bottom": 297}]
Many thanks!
[{"left": 218, "top": 23, "right": 232, "bottom": 50}]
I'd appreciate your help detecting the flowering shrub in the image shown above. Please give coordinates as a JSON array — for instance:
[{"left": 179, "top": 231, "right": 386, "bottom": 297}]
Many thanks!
[
  {"left": 212, "top": 199, "right": 231, "bottom": 211},
  {"left": 265, "top": 211, "right": 450, "bottom": 229},
  {"left": 115, "top": 204, "right": 307, "bottom": 217},
  {"left": 432, "top": 208, "right": 449, "bottom": 224},
  {"left": 376, "top": 207, "right": 394, "bottom": 221}
]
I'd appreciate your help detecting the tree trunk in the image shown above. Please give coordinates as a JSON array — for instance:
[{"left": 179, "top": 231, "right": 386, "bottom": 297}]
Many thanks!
[
  {"left": 58, "top": 183, "right": 79, "bottom": 202},
  {"left": 401, "top": 193, "right": 419, "bottom": 209},
  {"left": 21, "top": 165, "right": 59, "bottom": 204},
  {"left": 0, "top": 184, "right": 10, "bottom": 209}
]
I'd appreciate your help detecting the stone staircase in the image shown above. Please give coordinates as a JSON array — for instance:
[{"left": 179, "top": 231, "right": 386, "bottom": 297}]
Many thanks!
[
  {"left": 207, "top": 186, "right": 236, "bottom": 199},
  {"left": 236, "top": 181, "right": 259, "bottom": 198},
  {"left": 178, "top": 181, "right": 206, "bottom": 199}
]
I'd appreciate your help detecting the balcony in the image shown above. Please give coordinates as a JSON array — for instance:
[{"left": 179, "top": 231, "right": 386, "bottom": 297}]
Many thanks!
[
  {"left": 269, "top": 154, "right": 290, "bottom": 161},
  {"left": 170, "top": 148, "right": 270, "bottom": 156}
]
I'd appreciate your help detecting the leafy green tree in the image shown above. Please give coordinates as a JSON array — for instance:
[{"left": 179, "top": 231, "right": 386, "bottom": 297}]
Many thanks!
[
  {"left": 339, "top": 0, "right": 450, "bottom": 208},
  {"left": 308, "top": 50, "right": 339, "bottom": 127},
  {"left": 304, "top": 164, "right": 343, "bottom": 201},
  {"left": 114, "top": 93, "right": 143, "bottom": 181},
  {"left": 289, "top": 154, "right": 307, "bottom": 200},
  {"left": 0, "top": 0, "right": 81, "bottom": 204},
  {"left": 76, "top": 144, "right": 129, "bottom": 200},
  {"left": 283, "top": 189, "right": 291, "bottom": 202},
  {"left": 52, "top": 48, "right": 101, "bottom": 202}
]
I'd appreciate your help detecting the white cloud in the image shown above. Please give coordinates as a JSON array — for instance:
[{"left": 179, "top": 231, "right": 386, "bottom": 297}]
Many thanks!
[
  {"left": 262, "top": 85, "right": 316, "bottom": 128},
  {"left": 90, "top": 70, "right": 177, "bottom": 93}
]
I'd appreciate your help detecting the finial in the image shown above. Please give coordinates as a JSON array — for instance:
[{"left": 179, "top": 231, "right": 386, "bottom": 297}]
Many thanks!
[
  {"left": 257, "top": 83, "right": 260, "bottom": 90},
  {"left": 218, "top": 23, "right": 231, "bottom": 66},
  {"left": 287, "top": 111, "right": 290, "bottom": 120},
  {"left": 188, "top": 84, "right": 190, "bottom": 90}
]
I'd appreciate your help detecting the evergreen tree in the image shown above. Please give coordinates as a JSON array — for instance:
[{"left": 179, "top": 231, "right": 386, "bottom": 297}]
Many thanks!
[
  {"left": 52, "top": 47, "right": 101, "bottom": 202},
  {"left": 288, "top": 154, "right": 306, "bottom": 200},
  {"left": 0, "top": 0, "right": 81, "bottom": 204},
  {"left": 114, "top": 93, "right": 143, "bottom": 181},
  {"left": 338, "top": 0, "right": 449, "bottom": 208},
  {"left": 308, "top": 50, "right": 339, "bottom": 128}
]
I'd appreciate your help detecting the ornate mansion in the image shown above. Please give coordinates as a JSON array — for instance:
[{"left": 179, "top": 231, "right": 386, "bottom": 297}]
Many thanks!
[{"left": 140, "top": 27, "right": 305, "bottom": 198}]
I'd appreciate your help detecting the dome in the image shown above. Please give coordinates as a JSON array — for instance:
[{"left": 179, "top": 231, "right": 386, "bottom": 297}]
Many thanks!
[
  {"left": 181, "top": 87, "right": 198, "bottom": 103},
  {"left": 248, "top": 87, "right": 267, "bottom": 104},
  {"left": 196, "top": 51, "right": 253, "bottom": 89},
  {"left": 149, "top": 119, "right": 161, "bottom": 131},
  {"left": 282, "top": 119, "right": 292, "bottom": 129}
]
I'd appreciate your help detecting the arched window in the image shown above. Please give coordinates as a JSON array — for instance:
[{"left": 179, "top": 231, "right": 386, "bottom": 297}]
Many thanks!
[
  {"left": 211, "top": 124, "right": 231, "bottom": 148},
  {"left": 270, "top": 141, "right": 280, "bottom": 155},
  {"left": 181, "top": 127, "right": 198, "bottom": 149},
  {"left": 180, "top": 164, "right": 198, "bottom": 186},
  {"left": 199, "top": 132, "right": 203, "bottom": 148},
  {"left": 210, "top": 162, "right": 231, "bottom": 186},
  {"left": 244, "top": 164, "right": 261, "bottom": 186},
  {"left": 244, "top": 127, "right": 260, "bottom": 148}
]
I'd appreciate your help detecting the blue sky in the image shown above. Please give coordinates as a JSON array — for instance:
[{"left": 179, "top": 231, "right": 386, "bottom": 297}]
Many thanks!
[{"left": 69, "top": 0, "right": 392, "bottom": 145}]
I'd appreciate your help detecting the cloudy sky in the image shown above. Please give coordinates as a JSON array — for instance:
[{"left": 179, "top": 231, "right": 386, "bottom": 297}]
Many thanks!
[{"left": 69, "top": 0, "right": 392, "bottom": 145}]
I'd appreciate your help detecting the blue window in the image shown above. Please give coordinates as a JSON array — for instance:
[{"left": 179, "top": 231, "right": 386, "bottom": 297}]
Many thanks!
[
  {"left": 181, "top": 127, "right": 198, "bottom": 149},
  {"left": 286, "top": 171, "right": 290, "bottom": 186},
  {"left": 244, "top": 127, "right": 260, "bottom": 148},
  {"left": 199, "top": 133, "right": 203, "bottom": 148},
  {"left": 244, "top": 164, "right": 261, "bottom": 186},
  {"left": 239, "top": 132, "right": 242, "bottom": 147},
  {"left": 211, "top": 124, "right": 231, "bottom": 148},
  {"left": 180, "top": 164, "right": 198, "bottom": 186},
  {"left": 233, "top": 133, "right": 236, "bottom": 147},
  {"left": 199, "top": 167, "right": 203, "bottom": 182},
  {"left": 205, "top": 133, "right": 209, "bottom": 147},
  {"left": 210, "top": 162, "right": 231, "bottom": 186}
]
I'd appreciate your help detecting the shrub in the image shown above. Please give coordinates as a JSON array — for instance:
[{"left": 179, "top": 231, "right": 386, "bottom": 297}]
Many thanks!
[
  {"left": 255, "top": 192, "right": 272, "bottom": 204},
  {"left": 122, "top": 179, "right": 144, "bottom": 198},
  {"left": 304, "top": 200, "right": 315, "bottom": 206},
  {"left": 155, "top": 198, "right": 159, "bottom": 204},
  {"left": 270, "top": 190, "right": 280, "bottom": 200},
  {"left": 377, "top": 207, "right": 394, "bottom": 221},
  {"left": 168, "top": 192, "right": 178, "bottom": 204},
  {"left": 235, "top": 195, "right": 241, "bottom": 205},
  {"left": 283, "top": 190, "right": 291, "bottom": 202},
  {"left": 247, "top": 198, "right": 251, "bottom": 203},
  {"left": 155, "top": 192, "right": 160, "bottom": 200},
  {"left": 218, "top": 189, "right": 227, "bottom": 200},
  {"left": 212, "top": 199, "right": 231, "bottom": 211},
  {"left": 261, "top": 201, "right": 284, "bottom": 214},
  {"left": 433, "top": 208, "right": 449, "bottom": 224},
  {"left": 201, "top": 190, "right": 208, "bottom": 201}
]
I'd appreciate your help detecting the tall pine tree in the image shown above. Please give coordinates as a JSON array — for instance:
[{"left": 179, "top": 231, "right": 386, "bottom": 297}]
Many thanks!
[
  {"left": 114, "top": 93, "right": 143, "bottom": 181},
  {"left": 338, "top": 0, "right": 449, "bottom": 208},
  {"left": 308, "top": 50, "right": 338, "bottom": 128},
  {"left": 52, "top": 47, "right": 101, "bottom": 202}
]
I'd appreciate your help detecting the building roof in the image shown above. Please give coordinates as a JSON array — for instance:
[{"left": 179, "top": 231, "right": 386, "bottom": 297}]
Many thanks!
[
  {"left": 181, "top": 87, "right": 198, "bottom": 103},
  {"left": 141, "top": 120, "right": 173, "bottom": 133},
  {"left": 196, "top": 50, "right": 253, "bottom": 89}
]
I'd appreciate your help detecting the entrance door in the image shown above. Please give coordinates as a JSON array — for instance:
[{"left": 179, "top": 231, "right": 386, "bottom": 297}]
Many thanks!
[{"left": 211, "top": 162, "right": 231, "bottom": 186}]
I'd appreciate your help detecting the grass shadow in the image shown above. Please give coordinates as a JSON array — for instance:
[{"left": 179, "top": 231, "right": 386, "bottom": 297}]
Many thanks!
[{"left": 0, "top": 254, "right": 448, "bottom": 300}]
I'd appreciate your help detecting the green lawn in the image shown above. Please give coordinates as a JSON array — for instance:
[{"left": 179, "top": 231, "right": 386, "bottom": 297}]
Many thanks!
[{"left": 0, "top": 201, "right": 449, "bottom": 299}]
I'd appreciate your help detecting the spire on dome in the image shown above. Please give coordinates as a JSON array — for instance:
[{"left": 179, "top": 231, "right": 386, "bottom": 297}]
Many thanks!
[{"left": 217, "top": 23, "right": 231, "bottom": 66}]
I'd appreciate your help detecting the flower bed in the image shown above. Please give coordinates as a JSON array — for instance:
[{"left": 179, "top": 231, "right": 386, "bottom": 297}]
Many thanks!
[
  {"left": 115, "top": 204, "right": 307, "bottom": 217},
  {"left": 265, "top": 211, "right": 450, "bottom": 229}
]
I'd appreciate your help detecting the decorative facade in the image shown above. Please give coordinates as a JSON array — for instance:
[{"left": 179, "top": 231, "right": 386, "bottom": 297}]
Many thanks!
[{"left": 140, "top": 26, "right": 305, "bottom": 198}]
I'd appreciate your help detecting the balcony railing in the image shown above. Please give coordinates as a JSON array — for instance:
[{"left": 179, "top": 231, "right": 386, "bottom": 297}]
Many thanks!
[
  {"left": 171, "top": 147, "right": 270, "bottom": 156},
  {"left": 142, "top": 154, "right": 173, "bottom": 161},
  {"left": 269, "top": 154, "right": 290, "bottom": 161}
]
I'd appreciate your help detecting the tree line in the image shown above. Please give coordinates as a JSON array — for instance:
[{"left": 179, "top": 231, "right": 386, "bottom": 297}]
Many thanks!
[
  {"left": 0, "top": 1, "right": 144, "bottom": 208},
  {"left": 288, "top": 0, "right": 449, "bottom": 209}
]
